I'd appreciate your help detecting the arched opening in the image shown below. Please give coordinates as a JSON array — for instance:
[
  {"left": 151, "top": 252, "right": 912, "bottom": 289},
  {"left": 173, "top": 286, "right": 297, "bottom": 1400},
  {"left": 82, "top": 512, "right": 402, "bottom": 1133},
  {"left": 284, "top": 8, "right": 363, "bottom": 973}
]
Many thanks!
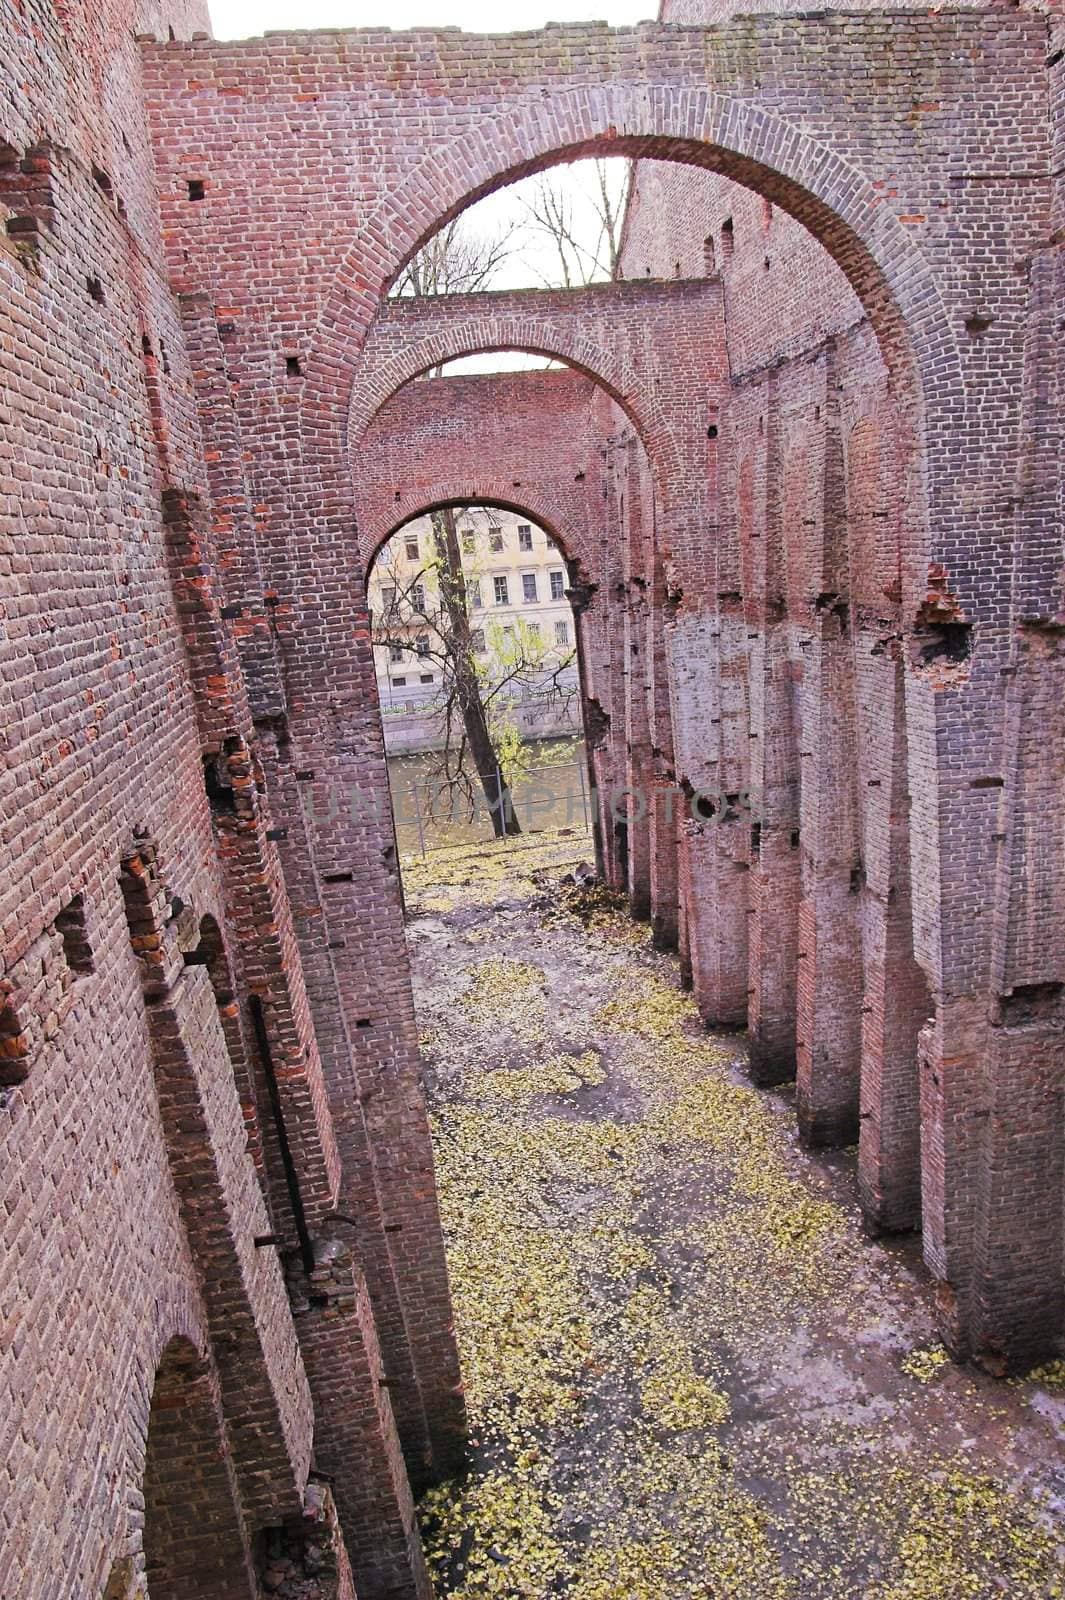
[
  {"left": 367, "top": 501, "right": 590, "bottom": 855},
  {"left": 323, "top": 113, "right": 965, "bottom": 1593},
  {"left": 141, "top": 1338, "right": 258, "bottom": 1600},
  {"left": 352, "top": 339, "right": 673, "bottom": 909}
]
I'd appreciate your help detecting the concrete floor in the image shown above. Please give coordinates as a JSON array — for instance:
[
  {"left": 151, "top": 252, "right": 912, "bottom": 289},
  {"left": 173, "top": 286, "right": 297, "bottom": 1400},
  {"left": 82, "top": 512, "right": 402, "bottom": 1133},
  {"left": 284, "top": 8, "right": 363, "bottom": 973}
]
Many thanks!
[{"left": 403, "top": 832, "right": 1065, "bottom": 1600}]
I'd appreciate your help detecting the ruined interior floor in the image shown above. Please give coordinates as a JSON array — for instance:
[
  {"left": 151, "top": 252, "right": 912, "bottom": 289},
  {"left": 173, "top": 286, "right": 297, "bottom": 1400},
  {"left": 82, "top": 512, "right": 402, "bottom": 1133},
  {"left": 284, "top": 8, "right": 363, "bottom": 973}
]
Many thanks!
[{"left": 403, "top": 832, "right": 1065, "bottom": 1600}]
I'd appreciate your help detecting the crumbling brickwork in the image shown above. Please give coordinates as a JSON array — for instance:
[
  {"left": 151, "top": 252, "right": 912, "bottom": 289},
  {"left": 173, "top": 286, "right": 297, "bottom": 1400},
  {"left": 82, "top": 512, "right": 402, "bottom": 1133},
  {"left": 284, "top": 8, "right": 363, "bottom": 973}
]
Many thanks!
[{"left": 1, "top": 0, "right": 1063, "bottom": 1593}]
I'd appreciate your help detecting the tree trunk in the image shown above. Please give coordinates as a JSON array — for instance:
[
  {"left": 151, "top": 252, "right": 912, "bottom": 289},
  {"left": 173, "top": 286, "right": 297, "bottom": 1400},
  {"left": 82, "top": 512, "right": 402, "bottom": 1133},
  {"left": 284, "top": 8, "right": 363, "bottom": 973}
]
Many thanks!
[{"left": 430, "top": 509, "right": 521, "bottom": 837}]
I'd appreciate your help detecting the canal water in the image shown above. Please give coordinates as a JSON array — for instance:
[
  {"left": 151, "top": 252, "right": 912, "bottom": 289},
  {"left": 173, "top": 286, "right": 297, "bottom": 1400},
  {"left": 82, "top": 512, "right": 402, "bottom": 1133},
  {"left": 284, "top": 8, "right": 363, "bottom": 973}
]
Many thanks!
[{"left": 386, "top": 737, "right": 591, "bottom": 855}]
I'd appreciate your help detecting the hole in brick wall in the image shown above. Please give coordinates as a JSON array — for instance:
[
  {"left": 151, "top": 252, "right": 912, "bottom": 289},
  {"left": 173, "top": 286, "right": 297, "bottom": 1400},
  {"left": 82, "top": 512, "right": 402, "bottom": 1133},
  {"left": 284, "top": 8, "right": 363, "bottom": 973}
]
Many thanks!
[
  {"left": 159, "top": 338, "right": 171, "bottom": 375},
  {"left": 750, "top": 821, "right": 762, "bottom": 854},
  {"left": 55, "top": 895, "right": 94, "bottom": 976},
  {"left": 321, "top": 871, "right": 354, "bottom": 884},
  {"left": 86, "top": 275, "right": 105, "bottom": 304},
  {"left": 703, "top": 234, "right": 716, "bottom": 273},
  {"left": 721, "top": 217, "right": 734, "bottom": 259},
  {"left": 355, "top": 1017, "right": 372, "bottom": 1029},
  {"left": 790, "top": 829, "right": 801, "bottom": 848},
  {"left": 168, "top": 24, "right": 176, "bottom": 40},
  {"left": 285, "top": 355, "right": 302, "bottom": 377},
  {"left": 964, "top": 312, "right": 993, "bottom": 336},
  {"left": 187, "top": 178, "right": 205, "bottom": 202},
  {"left": 1048, "top": 49, "right": 1064, "bottom": 69},
  {"left": 4, "top": 213, "right": 40, "bottom": 267},
  {"left": 203, "top": 753, "right": 237, "bottom": 814},
  {"left": 91, "top": 163, "right": 114, "bottom": 199},
  {"left": 673, "top": 260, "right": 681, "bottom": 277},
  {"left": 999, "top": 982, "right": 1063, "bottom": 1026},
  {"left": 141, "top": 333, "right": 152, "bottom": 356},
  {"left": 121, "top": 131, "right": 132, "bottom": 155},
  {"left": 763, "top": 256, "right": 771, "bottom": 271},
  {"left": 912, "top": 620, "right": 973, "bottom": 670},
  {"left": 707, "top": 424, "right": 718, "bottom": 440}
]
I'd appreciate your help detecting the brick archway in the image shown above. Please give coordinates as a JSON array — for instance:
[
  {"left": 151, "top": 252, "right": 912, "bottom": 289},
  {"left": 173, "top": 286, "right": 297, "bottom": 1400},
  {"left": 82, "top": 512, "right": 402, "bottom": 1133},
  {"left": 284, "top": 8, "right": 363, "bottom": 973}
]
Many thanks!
[
  {"left": 348, "top": 316, "right": 677, "bottom": 499},
  {"left": 141, "top": 1336, "right": 259, "bottom": 1600},
  {"left": 307, "top": 86, "right": 959, "bottom": 598}
]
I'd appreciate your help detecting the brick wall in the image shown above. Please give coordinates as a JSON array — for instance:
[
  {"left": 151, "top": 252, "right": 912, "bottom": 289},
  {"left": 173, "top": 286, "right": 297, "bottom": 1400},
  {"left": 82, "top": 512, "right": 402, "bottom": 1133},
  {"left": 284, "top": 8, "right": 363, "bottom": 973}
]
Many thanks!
[{"left": 2, "top": 2, "right": 1063, "bottom": 1592}]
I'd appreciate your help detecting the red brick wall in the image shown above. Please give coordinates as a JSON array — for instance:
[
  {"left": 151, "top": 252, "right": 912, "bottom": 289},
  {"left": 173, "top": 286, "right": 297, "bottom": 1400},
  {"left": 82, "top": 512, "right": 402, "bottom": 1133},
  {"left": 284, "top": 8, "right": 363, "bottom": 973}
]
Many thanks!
[
  {"left": 2, "top": 5, "right": 1063, "bottom": 1592},
  {"left": 353, "top": 368, "right": 601, "bottom": 577}
]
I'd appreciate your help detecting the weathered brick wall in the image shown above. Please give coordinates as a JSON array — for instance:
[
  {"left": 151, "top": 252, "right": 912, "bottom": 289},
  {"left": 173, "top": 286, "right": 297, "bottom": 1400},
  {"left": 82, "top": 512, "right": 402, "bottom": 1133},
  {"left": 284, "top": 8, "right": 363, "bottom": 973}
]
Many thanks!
[
  {"left": 0, "top": 0, "right": 312, "bottom": 1592},
  {"left": 352, "top": 368, "right": 601, "bottom": 578},
  {"left": 136, "top": 8, "right": 1060, "bottom": 1367},
  {"left": 0, "top": 1, "right": 452, "bottom": 1595},
  {"left": 3, "top": 4, "right": 1063, "bottom": 1592},
  {"left": 622, "top": 1, "right": 1064, "bottom": 1363}
]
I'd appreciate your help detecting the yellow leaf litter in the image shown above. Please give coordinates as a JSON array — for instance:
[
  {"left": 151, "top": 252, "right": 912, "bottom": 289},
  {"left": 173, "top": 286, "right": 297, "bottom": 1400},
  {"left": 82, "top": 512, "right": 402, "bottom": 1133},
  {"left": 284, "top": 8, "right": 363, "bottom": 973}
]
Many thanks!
[{"left": 406, "top": 831, "right": 1064, "bottom": 1600}]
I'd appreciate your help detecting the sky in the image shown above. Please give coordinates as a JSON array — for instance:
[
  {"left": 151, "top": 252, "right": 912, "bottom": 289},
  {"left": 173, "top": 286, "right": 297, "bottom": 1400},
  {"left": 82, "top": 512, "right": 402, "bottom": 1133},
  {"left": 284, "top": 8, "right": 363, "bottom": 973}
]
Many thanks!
[{"left": 210, "top": 0, "right": 654, "bottom": 40}]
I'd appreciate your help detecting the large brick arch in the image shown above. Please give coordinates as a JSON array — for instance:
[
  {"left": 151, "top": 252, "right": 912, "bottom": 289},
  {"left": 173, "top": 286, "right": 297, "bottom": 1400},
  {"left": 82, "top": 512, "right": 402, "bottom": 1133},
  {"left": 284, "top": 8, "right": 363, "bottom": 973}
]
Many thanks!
[
  {"left": 352, "top": 364, "right": 635, "bottom": 584},
  {"left": 348, "top": 284, "right": 705, "bottom": 502},
  {"left": 307, "top": 85, "right": 962, "bottom": 596}
]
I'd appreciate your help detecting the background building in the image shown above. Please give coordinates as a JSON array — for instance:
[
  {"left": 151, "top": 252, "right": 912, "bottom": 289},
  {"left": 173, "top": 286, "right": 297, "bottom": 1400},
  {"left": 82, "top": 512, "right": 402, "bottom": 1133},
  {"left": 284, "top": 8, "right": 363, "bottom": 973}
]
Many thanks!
[{"left": 368, "top": 506, "right": 582, "bottom": 751}]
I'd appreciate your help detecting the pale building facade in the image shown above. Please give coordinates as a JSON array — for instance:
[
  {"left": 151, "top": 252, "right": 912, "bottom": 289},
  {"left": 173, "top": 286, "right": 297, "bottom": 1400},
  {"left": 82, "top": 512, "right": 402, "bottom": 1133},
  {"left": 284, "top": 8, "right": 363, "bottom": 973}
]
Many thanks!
[{"left": 368, "top": 507, "right": 580, "bottom": 729}]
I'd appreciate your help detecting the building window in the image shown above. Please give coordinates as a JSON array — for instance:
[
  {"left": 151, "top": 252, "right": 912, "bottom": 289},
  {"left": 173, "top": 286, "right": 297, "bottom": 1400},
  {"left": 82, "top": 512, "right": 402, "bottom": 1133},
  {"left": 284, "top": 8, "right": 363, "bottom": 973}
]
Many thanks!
[
  {"left": 468, "top": 579, "right": 482, "bottom": 610},
  {"left": 493, "top": 575, "right": 509, "bottom": 606},
  {"left": 381, "top": 583, "right": 397, "bottom": 612},
  {"left": 549, "top": 570, "right": 565, "bottom": 600},
  {"left": 522, "top": 573, "right": 537, "bottom": 603},
  {"left": 389, "top": 643, "right": 404, "bottom": 662},
  {"left": 416, "top": 633, "right": 430, "bottom": 657},
  {"left": 405, "top": 537, "right": 419, "bottom": 560},
  {"left": 461, "top": 528, "right": 475, "bottom": 554},
  {"left": 470, "top": 629, "right": 486, "bottom": 653},
  {"left": 410, "top": 582, "right": 426, "bottom": 613},
  {"left": 489, "top": 527, "right": 504, "bottom": 553},
  {"left": 419, "top": 673, "right": 434, "bottom": 684},
  {"left": 502, "top": 624, "right": 514, "bottom": 638},
  {"left": 518, "top": 524, "right": 533, "bottom": 551},
  {"left": 392, "top": 675, "right": 407, "bottom": 687},
  {"left": 528, "top": 621, "right": 542, "bottom": 641},
  {"left": 555, "top": 619, "right": 569, "bottom": 645}
]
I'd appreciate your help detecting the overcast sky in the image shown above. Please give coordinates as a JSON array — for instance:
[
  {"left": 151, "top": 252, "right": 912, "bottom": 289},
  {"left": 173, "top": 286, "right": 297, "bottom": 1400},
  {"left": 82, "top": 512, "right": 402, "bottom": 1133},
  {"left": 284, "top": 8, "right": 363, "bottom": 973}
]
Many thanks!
[{"left": 210, "top": 0, "right": 653, "bottom": 40}]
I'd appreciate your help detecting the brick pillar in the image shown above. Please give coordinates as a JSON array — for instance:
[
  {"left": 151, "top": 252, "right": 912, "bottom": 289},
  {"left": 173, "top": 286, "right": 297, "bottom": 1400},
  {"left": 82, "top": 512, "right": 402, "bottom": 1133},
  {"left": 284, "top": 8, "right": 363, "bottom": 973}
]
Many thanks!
[
  {"left": 291, "top": 1244, "right": 433, "bottom": 1600},
  {"left": 669, "top": 609, "right": 750, "bottom": 1029},
  {"left": 794, "top": 371, "right": 863, "bottom": 1146},
  {"left": 795, "top": 604, "right": 863, "bottom": 1145},
  {"left": 120, "top": 845, "right": 314, "bottom": 1529},
  {"left": 747, "top": 625, "right": 800, "bottom": 1084},
  {"left": 143, "top": 1339, "right": 261, "bottom": 1600},
  {"left": 257, "top": 734, "right": 433, "bottom": 1475},
  {"left": 856, "top": 647, "right": 931, "bottom": 1232},
  {"left": 624, "top": 579, "right": 654, "bottom": 921},
  {"left": 969, "top": 626, "right": 1065, "bottom": 1369}
]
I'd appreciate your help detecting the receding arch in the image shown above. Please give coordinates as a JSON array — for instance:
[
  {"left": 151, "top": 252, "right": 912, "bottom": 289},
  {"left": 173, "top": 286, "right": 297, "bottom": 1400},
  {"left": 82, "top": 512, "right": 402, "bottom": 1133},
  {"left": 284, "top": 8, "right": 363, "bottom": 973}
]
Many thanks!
[
  {"left": 142, "top": 1336, "right": 258, "bottom": 1600},
  {"left": 306, "top": 89, "right": 962, "bottom": 568},
  {"left": 349, "top": 311, "right": 679, "bottom": 504}
]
